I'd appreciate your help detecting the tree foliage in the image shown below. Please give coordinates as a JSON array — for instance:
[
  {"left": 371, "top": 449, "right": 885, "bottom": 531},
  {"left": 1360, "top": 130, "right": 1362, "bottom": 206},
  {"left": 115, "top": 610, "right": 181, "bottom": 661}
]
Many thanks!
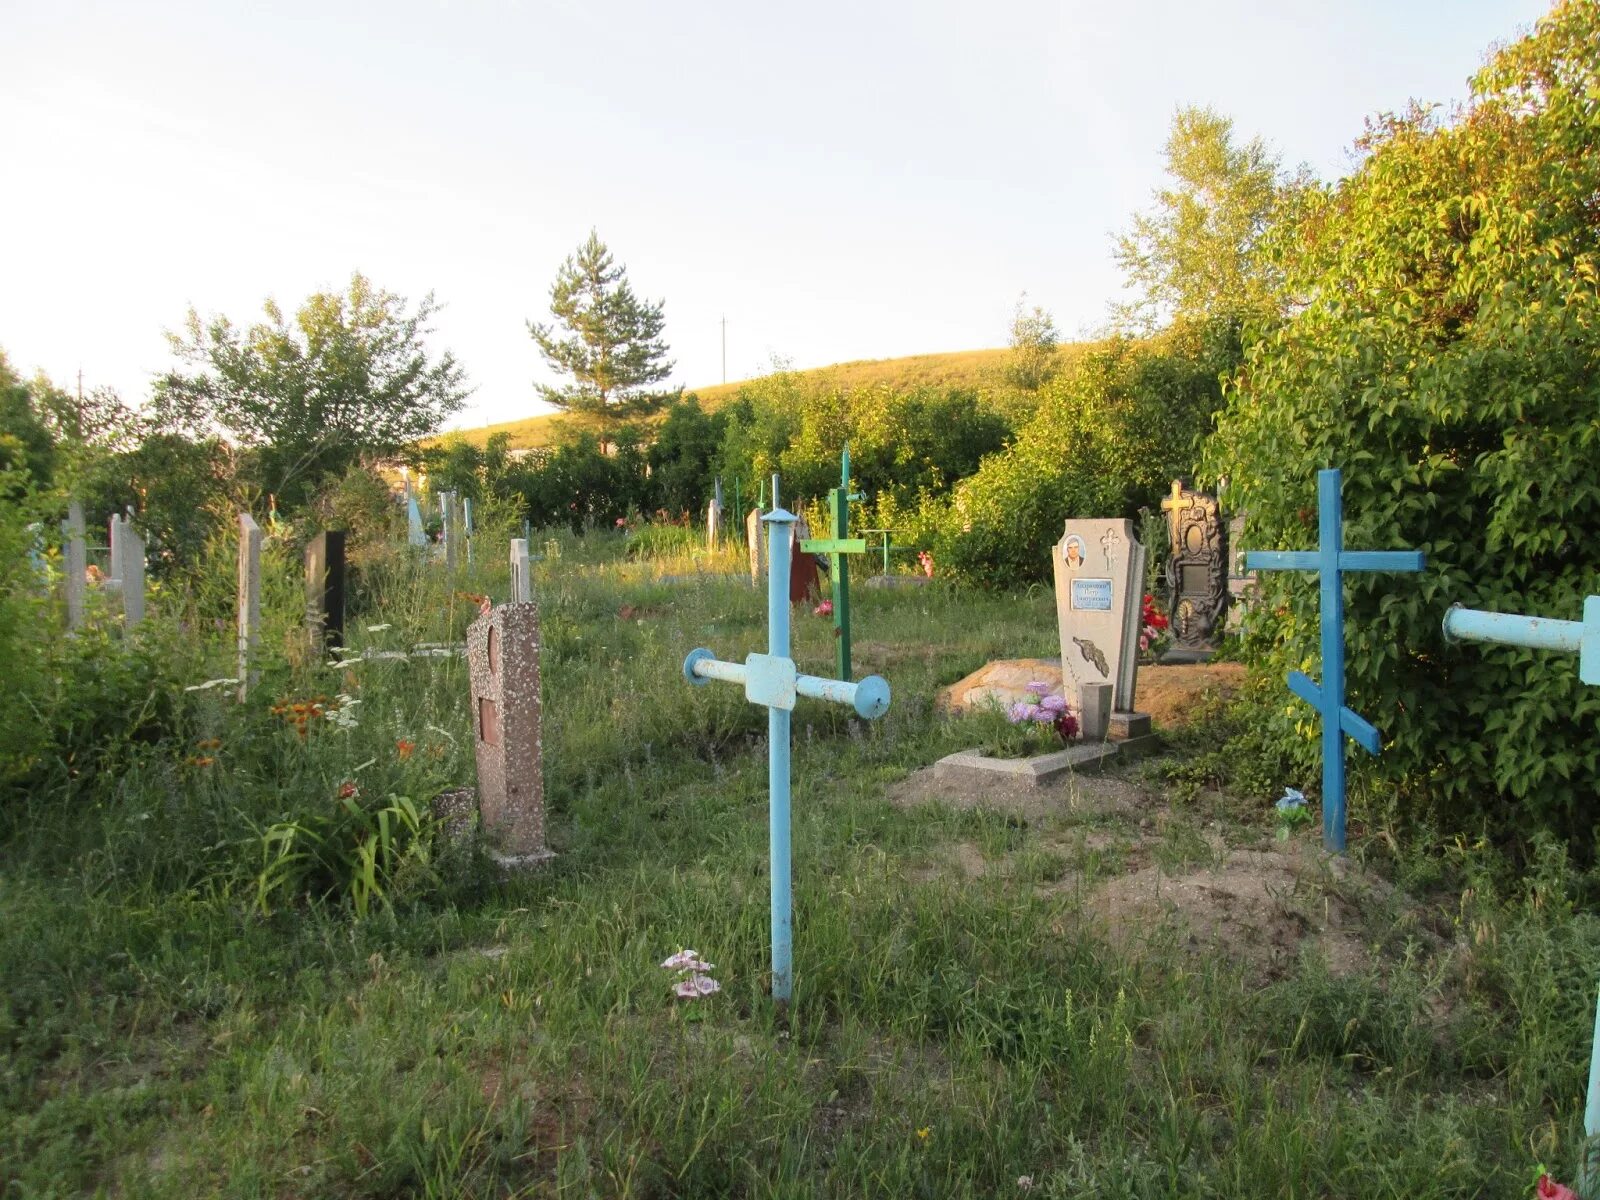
[
  {"left": 1005, "top": 294, "right": 1060, "bottom": 391},
  {"left": 928, "top": 318, "right": 1239, "bottom": 586},
  {"left": 529, "top": 231, "right": 677, "bottom": 446},
  {"left": 153, "top": 273, "right": 468, "bottom": 507},
  {"left": 1114, "top": 106, "right": 1290, "bottom": 330},
  {"left": 1206, "top": 0, "right": 1600, "bottom": 841}
]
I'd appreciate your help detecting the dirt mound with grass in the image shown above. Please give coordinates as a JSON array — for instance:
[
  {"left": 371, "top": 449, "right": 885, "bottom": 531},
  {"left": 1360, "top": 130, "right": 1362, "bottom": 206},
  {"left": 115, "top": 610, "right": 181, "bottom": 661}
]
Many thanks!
[{"left": 1089, "top": 845, "right": 1396, "bottom": 984}]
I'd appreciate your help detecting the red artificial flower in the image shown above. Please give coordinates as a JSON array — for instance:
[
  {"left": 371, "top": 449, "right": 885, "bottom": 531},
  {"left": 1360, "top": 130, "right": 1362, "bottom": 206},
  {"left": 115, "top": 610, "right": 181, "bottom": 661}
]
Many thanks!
[{"left": 1538, "top": 1176, "right": 1579, "bottom": 1200}]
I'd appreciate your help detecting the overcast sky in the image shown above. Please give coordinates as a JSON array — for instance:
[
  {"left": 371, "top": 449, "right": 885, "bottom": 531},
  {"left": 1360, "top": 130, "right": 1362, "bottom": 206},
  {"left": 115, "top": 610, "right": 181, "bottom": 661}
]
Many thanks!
[{"left": 1, "top": 0, "right": 1549, "bottom": 430}]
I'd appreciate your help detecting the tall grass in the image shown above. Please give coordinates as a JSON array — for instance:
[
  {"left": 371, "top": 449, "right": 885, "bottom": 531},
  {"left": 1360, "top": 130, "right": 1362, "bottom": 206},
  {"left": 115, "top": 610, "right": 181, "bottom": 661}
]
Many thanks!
[{"left": 3, "top": 527, "right": 1597, "bottom": 1197}]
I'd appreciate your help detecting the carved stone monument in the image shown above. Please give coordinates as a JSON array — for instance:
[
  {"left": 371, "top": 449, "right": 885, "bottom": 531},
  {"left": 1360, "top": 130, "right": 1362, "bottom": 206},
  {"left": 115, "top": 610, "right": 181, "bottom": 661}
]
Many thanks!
[
  {"left": 1052, "top": 519, "right": 1146, "bottom": 710},
  {"left": 305, "top": 530, "right": 346, "bottom": 653},
  {"left": 1160, "top": 479, "right": 1229, "bottom": 661},
  {"left": 466, "top": 602, "right": 553, "bottom": 867}
]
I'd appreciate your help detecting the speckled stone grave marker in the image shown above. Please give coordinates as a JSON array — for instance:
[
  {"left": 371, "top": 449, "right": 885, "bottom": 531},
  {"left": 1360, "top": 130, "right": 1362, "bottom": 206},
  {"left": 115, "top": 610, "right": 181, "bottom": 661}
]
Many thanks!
[{"left": 466, "top": 602, "right": 552, "bottom": 867}]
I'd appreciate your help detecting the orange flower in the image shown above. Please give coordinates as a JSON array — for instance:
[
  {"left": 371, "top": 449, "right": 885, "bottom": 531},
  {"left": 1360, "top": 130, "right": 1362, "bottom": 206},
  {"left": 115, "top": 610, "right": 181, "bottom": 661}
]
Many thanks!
[
  {"left": 187, "top": 755, "right": 216, "bottom": 767},
  {"left": 456, "top": 591, "right": 493, "bottom": 616},
  {"left": 195, "top": 738, "right": 222, "bottom": 751},
  {"left": 396, "top": 739, "right": 416, "bottom": 760}
]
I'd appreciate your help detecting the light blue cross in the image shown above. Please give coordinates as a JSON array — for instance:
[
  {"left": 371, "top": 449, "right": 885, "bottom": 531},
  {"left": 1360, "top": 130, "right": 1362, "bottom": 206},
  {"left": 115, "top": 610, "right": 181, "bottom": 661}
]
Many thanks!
[
  {"left": 682, "top": 475, "right": 891, "bottom": 1004},
  {"left": 1245, "top": 467, "right": 1425, "bottom": 852}
]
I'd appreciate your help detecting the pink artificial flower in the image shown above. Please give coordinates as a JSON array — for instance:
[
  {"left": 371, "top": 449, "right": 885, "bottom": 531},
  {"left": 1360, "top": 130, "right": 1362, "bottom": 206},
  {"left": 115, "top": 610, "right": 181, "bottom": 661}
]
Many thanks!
[
  {"left": 814, "top": 600, "right": 834, "bottom": 617},
  {"left": 615, "top": 516, "right": 627, "bottom": 528},
  {"left": 675, "top": 975, "right": 722, "bottom": 999},
  {"left": 1139, "top": 634, "right": 1150, "bottom": 650},
  {"left": 1537, "top": 1176, "right": 1579, "bottom": 1200},
  {"left": 1039, "top": 694, "right": 1067, "bottom": 713},
  {"left": 660, "top": 949, "right": 714, "bottom": 972}
]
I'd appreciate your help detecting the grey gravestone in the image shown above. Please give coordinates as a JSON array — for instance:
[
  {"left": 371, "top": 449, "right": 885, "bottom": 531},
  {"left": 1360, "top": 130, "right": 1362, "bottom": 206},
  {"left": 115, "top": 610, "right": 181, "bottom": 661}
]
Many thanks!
[
  {"left": 509, "top": 538, "right": 532, "bottom": 603},
  {"left": 745, "top": 507, "right": 765, "bottom": 585},
  {"left": 1051, "top": 518, "right": 1147, "bottom": 714},
  {"left": 63, "top": 501, "right": 86, "bottom": 630},
  {"left": 109, "top": 512, "right": 145, "bottom": 628},
  {"left": 707, "top": 483, "right": 724, "bottom": 551},
  {"left": 305, "top": 530, "right": 346, "bottom": 652},
  {"left": 1078, "top": 681, "right": 1112, "bottom": 741},
  {"left": 441, "top": 491, "right": 461, "bottom": 572},
  {"left": 1160, "top": 480, "right": 1229, "bottom": 661},
  {"left": 237, "top": 514, "right": 262, "bottom": 700},
  {"left": 466, "top": 602, "right": 553, "bottom": 867}
]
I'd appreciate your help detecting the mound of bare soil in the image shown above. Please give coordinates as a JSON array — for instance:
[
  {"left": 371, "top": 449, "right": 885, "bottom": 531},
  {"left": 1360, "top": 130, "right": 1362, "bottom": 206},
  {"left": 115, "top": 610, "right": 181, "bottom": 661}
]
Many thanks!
[{"left": 1089, "top": 845, "right": 1401, "bottom": 984}]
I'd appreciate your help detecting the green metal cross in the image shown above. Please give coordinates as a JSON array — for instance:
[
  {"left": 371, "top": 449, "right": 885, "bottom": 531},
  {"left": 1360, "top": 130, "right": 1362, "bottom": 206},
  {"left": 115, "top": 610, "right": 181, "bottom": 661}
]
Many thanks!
[{"left": 799, "top": 445, "right": 867, "bottom": 680}]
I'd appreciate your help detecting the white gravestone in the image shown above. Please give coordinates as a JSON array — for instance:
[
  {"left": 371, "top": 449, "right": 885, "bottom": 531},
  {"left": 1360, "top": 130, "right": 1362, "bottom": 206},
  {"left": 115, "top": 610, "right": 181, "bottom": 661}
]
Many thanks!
[
  {"left": 1052, "top": 519, "right": 1146, "bottom": 714},
  {"left": 63, "top": 501, "right": 87, "bottom": 630},
  {"left": 109, "top": 512, "right": 145, "bottom": 628},
  {"left": 509, "top": 538, "right": 532, "bottom": 603},
  {"left": 237, "top": 513, "right": 262, "bottom": 701}
]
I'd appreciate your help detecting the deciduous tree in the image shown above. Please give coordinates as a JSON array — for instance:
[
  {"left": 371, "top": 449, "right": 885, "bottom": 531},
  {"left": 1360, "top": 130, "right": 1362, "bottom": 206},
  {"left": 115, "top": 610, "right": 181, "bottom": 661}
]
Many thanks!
[{"left": 153, "top": 273, "right": 468, "bottom": 507}]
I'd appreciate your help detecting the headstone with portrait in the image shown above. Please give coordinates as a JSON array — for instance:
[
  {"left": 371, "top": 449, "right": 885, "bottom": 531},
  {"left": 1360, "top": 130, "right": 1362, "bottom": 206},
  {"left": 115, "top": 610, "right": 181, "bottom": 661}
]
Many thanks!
[{"left": 1051, "top": 518, "right": 1146, "bottom": 715}]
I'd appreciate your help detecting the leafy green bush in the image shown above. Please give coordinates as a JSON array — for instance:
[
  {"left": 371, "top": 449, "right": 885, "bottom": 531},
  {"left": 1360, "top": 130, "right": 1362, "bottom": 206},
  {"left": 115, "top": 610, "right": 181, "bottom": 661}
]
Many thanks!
[
  {"left": 925, "top": 319, "right": 1238, "bottom": 586},
  {"left": 1205, "top": 0, "right": 1600, "bottom": 841}
]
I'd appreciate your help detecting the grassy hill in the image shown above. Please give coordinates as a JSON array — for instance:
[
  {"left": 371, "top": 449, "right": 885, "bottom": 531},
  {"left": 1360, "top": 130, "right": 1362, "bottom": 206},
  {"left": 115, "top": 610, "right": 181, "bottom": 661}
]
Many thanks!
[{"left": 434, "top": 346, "right": 1052, "bottom": 450}]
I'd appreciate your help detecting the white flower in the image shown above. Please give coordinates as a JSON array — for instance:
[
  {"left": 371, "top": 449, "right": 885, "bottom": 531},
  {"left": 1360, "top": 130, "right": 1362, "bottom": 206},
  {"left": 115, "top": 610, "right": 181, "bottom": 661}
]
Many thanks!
[
  {"left": 184, "top": 677, "right": 240, "bottom": 693},
  {"left": 366, "top": 623, "right": 392, "bottom": 632}
]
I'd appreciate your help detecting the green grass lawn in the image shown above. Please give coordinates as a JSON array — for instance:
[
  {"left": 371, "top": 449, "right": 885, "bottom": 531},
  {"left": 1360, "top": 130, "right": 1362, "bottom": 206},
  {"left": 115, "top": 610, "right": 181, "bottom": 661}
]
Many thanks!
[{"left": 4, "top": 533, "right": 1598, "bottom": 1197}]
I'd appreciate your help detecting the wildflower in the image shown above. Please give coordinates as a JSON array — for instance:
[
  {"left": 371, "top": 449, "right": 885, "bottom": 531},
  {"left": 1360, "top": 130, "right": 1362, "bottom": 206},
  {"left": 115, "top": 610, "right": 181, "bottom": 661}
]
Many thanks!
[
  {"left": 814, "top": 599, "right": 834, "bottom": 617},
  {"left": 337, "top": 781, "right": 359, "bottom": 800},
  {"left": 1537, "top": 1178, "right": 1578, "bottom": 1200},
  {"left": 186, "top": 755, "right": 216, "bottom": 768},
  {"left": 1017, "top": 1178, "right": 1035, "bottom": 1192},
  {"left": 915, "top": 1126, "right": 931, "bottom": 1141},
  {"left": 195, "top": 738, "right": 223, "bottom": 751},
  {"left": 184, "top": 677, "right": 240, "bottom": 693},
  {"left": 674, "top": 976, "right": 721, "bottom": 998},
  {"left": 1025, "top": 681, "right": 1050, "bottom": 696},
  {"left": 1276, "top": 788, "right": 1306, "bottom": 811},
  {"left": 396, "top": 739, "right": 416, "bottom": 760}
]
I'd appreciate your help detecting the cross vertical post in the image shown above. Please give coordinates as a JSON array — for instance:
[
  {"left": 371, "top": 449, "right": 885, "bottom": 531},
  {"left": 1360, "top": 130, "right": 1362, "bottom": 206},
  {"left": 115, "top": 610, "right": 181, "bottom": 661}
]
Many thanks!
[
  {"left": 683, "top": 472, "right": 891, "bottom": 1004},
  {"left": 1245, "top": 468, "right": 1425, "bottom": 851},
  {"left": 799, "top": 445, "right": 868, "bottom": 680}
]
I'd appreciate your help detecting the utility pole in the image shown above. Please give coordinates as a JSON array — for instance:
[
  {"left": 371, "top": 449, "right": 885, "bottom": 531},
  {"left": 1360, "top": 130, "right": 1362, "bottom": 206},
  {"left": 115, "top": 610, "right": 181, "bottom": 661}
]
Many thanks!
[{"left": 721, "top": 315, "right": 726, "bottom": 384}]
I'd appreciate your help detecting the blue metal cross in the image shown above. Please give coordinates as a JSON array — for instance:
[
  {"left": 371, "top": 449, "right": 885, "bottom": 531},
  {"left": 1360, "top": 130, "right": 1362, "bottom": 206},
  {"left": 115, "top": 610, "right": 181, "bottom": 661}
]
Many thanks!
[
  {"left": 682, "top": 474, "right": 891, "bottom": 1004},
  {"left": 1245, "top": 468, "right": 1425, "bottom": 852}
]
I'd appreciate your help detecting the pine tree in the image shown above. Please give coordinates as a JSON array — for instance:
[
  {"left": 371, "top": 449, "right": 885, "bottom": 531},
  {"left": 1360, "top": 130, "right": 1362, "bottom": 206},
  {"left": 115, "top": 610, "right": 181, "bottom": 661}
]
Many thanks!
[{"left": 528, "top": 231, "right": 677, "bottom": 447}]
